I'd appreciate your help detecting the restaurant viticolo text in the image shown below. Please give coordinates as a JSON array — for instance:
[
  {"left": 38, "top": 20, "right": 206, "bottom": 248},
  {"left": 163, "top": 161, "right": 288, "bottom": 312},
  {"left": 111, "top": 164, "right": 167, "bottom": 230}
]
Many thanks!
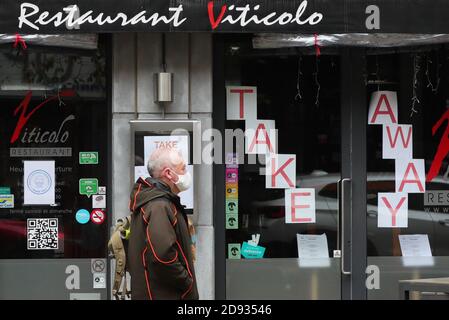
[{"left": 17, "top": 1, "right": 323, "bottom": 30}]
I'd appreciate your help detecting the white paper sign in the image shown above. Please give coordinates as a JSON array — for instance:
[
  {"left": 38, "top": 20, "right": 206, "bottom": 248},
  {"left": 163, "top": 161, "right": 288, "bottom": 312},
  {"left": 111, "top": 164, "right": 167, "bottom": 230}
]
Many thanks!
[
  {"left": 144, "top": 135, "right": 189, "bottom": 166},
  {"left": 226, "top": 86, "right": 257, "bottom": 120},
  {"left": 399, "top": 234, "right": 432, "bottom": 257},
  {"left": 24, "top": 161, "right": 55, "bottom": 205},
  {"left": 297, "top": 234, "right": 329, "bottom": 258},
  {"left": 395, "top": 159, "right": 426, "bottom": 193},
  {"left": 92, "top": 194, "right": 106, "bottom": 209},
  {"left": 245, "top": 119, "right": 277, "bottom": 154},
  {"left": 93, "top": 273, "right": 106, "bottom": 289},
  {"left": 248, "top": 234, "right": 260, "bottom": 247},
  {"left": 378, "top": 192, "right": 408, "bottom": 228},
  {"left": 266, "top": 154, "right": 296, "bottom": 189},
  {"left": 134, "top": 166, "right": 149, "bottom": 181},
  {"left": 383, "top": 124, "right": 413, "bottom": 160},
  {"left": 368, "top": 91, "right": 398, "bottom": 125},
  {"left": 285, "top": 188, "right": 316, "bottom": 224}
]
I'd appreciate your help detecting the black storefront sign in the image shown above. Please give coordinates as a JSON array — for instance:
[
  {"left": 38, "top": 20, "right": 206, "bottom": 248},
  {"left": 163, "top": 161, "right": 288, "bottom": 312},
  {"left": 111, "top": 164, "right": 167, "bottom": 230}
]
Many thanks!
[{"left": 0, "top": 0, "right": 448, "bottom": 34}]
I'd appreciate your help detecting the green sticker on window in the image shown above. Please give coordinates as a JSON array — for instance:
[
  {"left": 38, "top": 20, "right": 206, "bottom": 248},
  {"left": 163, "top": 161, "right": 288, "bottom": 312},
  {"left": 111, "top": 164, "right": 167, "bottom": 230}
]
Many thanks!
[
  {"left": 79, "top": 152, "right": 98, "bottom": 164},
  {"left": 226, "top": 214, "right": 238, "bottom": 229},
  {"left": 228, "top": 243, "right": 241, "bottom": 259},
  {"left": 226, "top": 200, "right": 238, "bottom": 214},
  {"left": 0, "top": 187, "right": 11, "bottom": 195},
  {"left": 79, "top": 178, "right": 98, "bottom": 197}
]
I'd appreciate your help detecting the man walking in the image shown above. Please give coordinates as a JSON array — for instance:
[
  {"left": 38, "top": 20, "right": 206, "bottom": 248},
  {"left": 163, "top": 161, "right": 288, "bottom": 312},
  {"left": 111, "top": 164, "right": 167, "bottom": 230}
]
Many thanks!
[{"left": 128, "top": 148, "right": 199, "bottom": 300}]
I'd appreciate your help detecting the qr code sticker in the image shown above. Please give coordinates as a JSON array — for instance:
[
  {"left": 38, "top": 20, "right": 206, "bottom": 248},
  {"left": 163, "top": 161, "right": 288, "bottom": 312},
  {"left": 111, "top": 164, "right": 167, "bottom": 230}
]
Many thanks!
[{"left": 27, "top": 218, "right": 59, "bottom": 250}]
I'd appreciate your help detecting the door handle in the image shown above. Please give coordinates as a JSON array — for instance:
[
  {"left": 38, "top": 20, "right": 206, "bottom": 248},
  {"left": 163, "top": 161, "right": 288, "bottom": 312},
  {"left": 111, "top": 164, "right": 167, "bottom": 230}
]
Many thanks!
[{"left": 340, "top": 178, "right": 352, "bottom": 275}]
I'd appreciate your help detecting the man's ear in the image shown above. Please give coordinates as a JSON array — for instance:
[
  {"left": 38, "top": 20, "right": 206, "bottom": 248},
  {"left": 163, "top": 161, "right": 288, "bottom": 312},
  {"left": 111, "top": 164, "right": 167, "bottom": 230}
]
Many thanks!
[{"left": 164, "top": 168, "right": 175, "bottom": 182}]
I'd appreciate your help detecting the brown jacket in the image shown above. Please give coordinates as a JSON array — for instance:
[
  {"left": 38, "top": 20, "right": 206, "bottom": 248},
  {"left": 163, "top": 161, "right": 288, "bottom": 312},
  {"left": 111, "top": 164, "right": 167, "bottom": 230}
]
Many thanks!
[{"left": 128, "top": 177, "right": 199, "bottom": 300}]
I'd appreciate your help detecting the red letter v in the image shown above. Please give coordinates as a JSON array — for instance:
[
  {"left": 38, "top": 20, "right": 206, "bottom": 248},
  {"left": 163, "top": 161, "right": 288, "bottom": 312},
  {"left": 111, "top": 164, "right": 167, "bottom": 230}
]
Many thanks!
[{"left": 208, "top": 1, "right": 227, "bottom": 30}]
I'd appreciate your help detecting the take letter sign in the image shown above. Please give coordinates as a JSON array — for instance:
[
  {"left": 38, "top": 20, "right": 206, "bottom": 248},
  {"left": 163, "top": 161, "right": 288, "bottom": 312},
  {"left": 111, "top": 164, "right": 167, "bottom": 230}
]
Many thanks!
[{"left": 285, "top": 188, "right": 315, "bottom": 224}]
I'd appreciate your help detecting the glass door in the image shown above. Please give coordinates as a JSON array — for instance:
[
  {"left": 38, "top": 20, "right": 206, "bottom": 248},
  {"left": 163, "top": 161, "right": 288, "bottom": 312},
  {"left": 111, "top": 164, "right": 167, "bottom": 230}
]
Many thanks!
[
  {"left": 218, "top": 35, "right": 346, "bottom": 299},
  {"left": 366, "top": 49, "right": 449, "bottom": 299}
]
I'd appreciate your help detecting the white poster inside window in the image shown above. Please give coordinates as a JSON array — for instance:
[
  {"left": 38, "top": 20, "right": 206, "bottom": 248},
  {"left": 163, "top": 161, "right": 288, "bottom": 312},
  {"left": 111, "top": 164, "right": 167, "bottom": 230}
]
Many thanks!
[
  {"left": 368, "top": 91, "right": 398, "bottom": 125},
  {"left": 285, "top": 188, "right": 316, "bottom": 224},
  {"left": 226, "top": 86, "right": 257, "bottom": 120},
  {"left": 24, "top": 161, "right": 55, "bottom": 205},
  {"left": 245, "top": 119, "right": 277, "bottom": 155},
  {"left": 377, "top": 192, "right": 408, "bottom": 228},
  {"left": 265, "top": 154, "right": 296, "bottom": 189},
  {"left": 382, "top": 124, "right": 413, "bottom": 160},
  {"left": 399, "top": 234, "right": 432, "bottom": 257},
  {"left": 395, "top": 159, "right": 426, "bottom": 193}
]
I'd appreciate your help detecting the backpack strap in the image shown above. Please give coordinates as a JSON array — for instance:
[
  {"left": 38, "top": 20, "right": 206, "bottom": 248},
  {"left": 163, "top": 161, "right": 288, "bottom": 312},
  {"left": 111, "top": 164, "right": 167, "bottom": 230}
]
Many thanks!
[
  {"left": 108, "top": 216, "right": 132, "bottom": 299},
  {"left": 108, "top": 231, "right": 126, "bottom": 299}
]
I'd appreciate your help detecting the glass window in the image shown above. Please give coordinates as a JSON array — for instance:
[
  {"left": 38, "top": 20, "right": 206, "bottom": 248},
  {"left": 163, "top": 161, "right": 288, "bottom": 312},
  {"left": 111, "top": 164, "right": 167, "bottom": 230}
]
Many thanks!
[{"left": 0, "top": 38, "right": 108, "bottom": 259}]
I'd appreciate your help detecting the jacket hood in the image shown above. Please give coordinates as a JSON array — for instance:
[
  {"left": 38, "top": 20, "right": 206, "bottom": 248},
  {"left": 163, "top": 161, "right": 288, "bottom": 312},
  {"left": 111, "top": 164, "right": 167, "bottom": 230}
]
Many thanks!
[{"left": 129, "top": 177, "right": 182, "bottom": 212}]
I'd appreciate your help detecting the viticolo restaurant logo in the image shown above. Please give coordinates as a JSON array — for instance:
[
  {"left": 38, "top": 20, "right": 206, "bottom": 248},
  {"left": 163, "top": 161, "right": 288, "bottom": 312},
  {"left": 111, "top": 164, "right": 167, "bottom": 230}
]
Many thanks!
[{"left": 9, "top": 90, "right": 76, "bottom": 158}]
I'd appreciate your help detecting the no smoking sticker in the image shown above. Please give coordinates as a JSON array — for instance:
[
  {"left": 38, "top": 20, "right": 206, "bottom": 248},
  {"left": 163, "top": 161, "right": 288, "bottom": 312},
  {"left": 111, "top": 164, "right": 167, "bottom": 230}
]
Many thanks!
[{"left": 91, "top": 209, "right": 105, "bottom": 225}]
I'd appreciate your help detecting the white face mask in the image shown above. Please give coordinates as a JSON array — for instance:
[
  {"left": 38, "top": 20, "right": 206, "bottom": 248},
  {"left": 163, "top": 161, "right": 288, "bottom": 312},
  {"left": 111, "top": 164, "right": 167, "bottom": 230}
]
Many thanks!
[{"left": 171, "top": 170, "right": 192, "bottom": 192}]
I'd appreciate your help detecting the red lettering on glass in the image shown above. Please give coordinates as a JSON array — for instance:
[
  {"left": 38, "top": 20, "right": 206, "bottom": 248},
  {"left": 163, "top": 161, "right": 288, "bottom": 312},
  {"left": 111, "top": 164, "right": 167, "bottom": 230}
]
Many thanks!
[
  {"left": 271, "top": 157, "right": 294, "bottom": 188},
  {"left": 399, "top": 162, "right": 424, "bottom": 192},
  {"left": 290, "top": 192, "right": 312, "bottom": 223},
  {"left": 248, "top": 123, "right": 273, "bottom": 153},
  {"left": 427, "top": 109, "right": 449, "bottom": 182},
  {"left": 386, "top": 125, "right": 412, "bottom": 149},
  {"left": 381, "top": 196, "right": 406, "bottom": 227},
  {"left": 370, "top": 94, "right": 397, "bottom": 124},
  {"left": 10, "top": 90, "right": 75, "bottom": 144}
]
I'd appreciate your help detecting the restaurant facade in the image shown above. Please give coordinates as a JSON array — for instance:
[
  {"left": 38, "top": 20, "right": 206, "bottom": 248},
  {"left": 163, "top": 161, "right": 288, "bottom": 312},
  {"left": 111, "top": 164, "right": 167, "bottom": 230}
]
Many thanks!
[{"left": 1, "top": 0, "right": 449, "bottom": 300}]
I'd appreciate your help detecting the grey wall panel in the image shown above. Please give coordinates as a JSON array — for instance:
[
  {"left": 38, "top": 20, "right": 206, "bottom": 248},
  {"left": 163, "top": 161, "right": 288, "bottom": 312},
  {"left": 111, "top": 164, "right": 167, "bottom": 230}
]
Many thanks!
[
  {"left": 226, "top": 258, "right": 341, "bottom": 300},
  {"left": 137, "top": 33, "right": 163, "bottom": 113},
  {"left": 113, "top": 34, "right": 136, "bottom": 114},
  {"left": 368, "top": 257, "right": 449, "bottom": 300},
  {"left": 191, "top": 33, "right": 213, "bottom": 113},
  {"left": 165, "top": 33, "right": 189, "bottom": 113},
  {"left": 112, "top": 115, "right": 134, "bottom": 221},
  {"left": 0, "top": 259, "right": 107, "bottom": 300}
]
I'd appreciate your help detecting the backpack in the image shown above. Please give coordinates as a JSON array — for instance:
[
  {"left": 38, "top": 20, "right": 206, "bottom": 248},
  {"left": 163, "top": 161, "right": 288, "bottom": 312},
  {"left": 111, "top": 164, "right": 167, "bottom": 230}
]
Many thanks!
[
  {"left": 108, "top": 215, "right": 132, "bottom": 300},
  {"left": 107, "top": 212, "right": 197, "bottom": 300}
]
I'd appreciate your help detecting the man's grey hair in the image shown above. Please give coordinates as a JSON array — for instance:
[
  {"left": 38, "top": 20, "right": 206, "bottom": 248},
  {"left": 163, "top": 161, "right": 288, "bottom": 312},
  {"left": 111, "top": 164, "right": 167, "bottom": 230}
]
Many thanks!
[{"left": 147, "top": 148, "right": 184, "bottom": 178}]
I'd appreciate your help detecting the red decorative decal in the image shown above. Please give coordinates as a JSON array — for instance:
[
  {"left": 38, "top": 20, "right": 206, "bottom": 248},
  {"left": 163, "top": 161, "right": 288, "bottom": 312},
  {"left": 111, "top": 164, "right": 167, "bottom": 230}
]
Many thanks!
[
  {"left": 10, "top": 90, "right": 75, "bottom": 144},
  {"left": 13, "top": 33, "right": 27, "bottom": 50},
  {"left": 427, "top": 109, "right": 449, "bottom": 182},
  {"left": 369, "top": 94, "right": 397, "bottom": 124},
  {"left": 314, "top": 33, "right": 321, "bottom": 57}
]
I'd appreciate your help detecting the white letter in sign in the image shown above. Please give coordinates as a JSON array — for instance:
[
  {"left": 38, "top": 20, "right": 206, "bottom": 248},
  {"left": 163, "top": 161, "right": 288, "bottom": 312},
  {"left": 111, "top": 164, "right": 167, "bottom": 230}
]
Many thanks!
[
  {"left": 266, "top": 154, "right": 296, "bottom": 188},
  {"left": 245, "top": 119, "right": 277, "bottom": 154},
  {"left": 19, "top": 3, "right": 40, "bottom": 30},
  {"left": 368, "top": 91, "right": 398, "bottom": 125},
  {"left": 64, "top": 5, "right": 80, "bottom": 30},
  {"left": 383, "top": 124, "right": 413, "bottom": 160},
  {"left": 396, "top": 159, "right": 426, "bottom": 193},
  {"left": 378, "top": 192, "right": 408, "bottom": 228},
  {"left": 285, "top": 188, "right": 315, "bottom": 224},
  {"left": 226, "top": 86, "right": 257, "bottom": 120},
  {"left": 65, "top": 265, "right": 80, "bottom": 290},
  {"left": 365, "top": 5, "right": 380, "bottom": 30},
  {"left": 366, "top": 265, "right": 380, "bottom": 289}
]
